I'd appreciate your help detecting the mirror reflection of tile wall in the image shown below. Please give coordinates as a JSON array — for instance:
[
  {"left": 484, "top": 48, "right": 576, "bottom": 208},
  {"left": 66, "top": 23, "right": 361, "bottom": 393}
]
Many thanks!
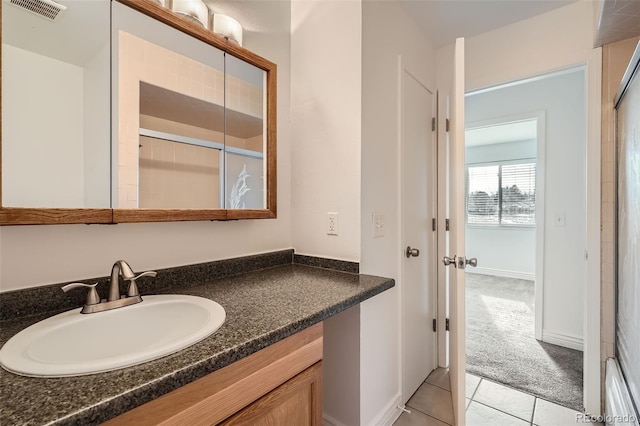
[
  {"left": 224, "top": 54, "right": 266, "bottom": 209},
  {"left": 117, "top": 31, "right": 266, "bottom": 209},
  {"left": 138, "top": 130, "right": 221, "bottom": 209},
  {"left": 118, "top": 31, "right": 224, "bottom": 208}
]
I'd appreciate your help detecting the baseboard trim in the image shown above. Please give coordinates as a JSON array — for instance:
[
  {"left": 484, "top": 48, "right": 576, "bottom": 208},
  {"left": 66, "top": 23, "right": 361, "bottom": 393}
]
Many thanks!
[
  {"left": 466, "top": 267, "right": 534, "bottom": 281},
  {"left": 542, "top": 330, "right": 584, "bottom": 351},
  {"left": 370, "top": 393, "right": 402, "bottom": 426},
  {"left": 323, "top": 391, "right": 402, "bottom": 425},
  {"left": 322, "top": 413, "right": 347, "bottom": 426}
]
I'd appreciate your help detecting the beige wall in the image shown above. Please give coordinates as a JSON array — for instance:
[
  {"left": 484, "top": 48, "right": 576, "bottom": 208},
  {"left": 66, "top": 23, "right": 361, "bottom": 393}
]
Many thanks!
[
  {"left": 465, "top": 0, "right": 594, "bottom": 91},
  {"left": 290, "top": 0, "right": 362, "bottom": 263},
  {"left": 600, "top": 36, "right": 639, "bottom": 394}
]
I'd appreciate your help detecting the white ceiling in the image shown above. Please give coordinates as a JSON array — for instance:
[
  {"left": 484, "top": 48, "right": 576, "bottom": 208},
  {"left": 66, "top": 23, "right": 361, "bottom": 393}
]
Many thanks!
[
  {"left": 594, "top": 0, "right": 640, "bottom": 46},
  {"left": 465, "top": 119, "right": 537, "bottom": 147},
  {"left": 201, "top": 0, "right": 639, "bottom": 51},
  {"left": 140, "top": 82, "right": 263, "bottom": 139},
  {"left": 5, "top": 0, "right": 634, "bottom": 69},
  {"left": 205, "top": 0, "right": 580, "bottom": 48},
  {"left": 398, "top": 0, "right": 578, "bottom": 48}
]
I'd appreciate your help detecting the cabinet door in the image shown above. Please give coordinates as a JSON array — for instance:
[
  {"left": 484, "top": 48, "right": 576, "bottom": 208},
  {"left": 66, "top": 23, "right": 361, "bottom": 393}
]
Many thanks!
[{"left": 220, "top": 362, "right": 322, "bottom": 426}]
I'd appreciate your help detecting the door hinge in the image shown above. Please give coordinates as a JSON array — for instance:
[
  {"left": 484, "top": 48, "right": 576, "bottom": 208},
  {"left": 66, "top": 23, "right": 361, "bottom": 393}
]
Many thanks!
[
  {"left": 432, "top": 318, "right": 437, "bottom": 332},
  {"left": 445, "top": 118, "right": 450, "bottom": 132},
  {"left": 445, "top": 219, "right": 450, "bottom": 231},
  {"left": 432, "top": 218, "right": 436, "bottom": 231},
  {"left": 445, "top": 318, "right": 450, "bottom": 331},
  {"left": 431, "top": 117, "right": 436, "bottom": 132}
]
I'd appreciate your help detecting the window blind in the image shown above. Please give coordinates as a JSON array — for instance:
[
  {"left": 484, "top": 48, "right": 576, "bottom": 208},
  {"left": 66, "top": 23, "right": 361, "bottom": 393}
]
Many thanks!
[
  {"left": 501, "top": 163, "right": 536, "bottom": 225},
  {"left": 466, "top": 162, "right": 536, "bottom": 226}
]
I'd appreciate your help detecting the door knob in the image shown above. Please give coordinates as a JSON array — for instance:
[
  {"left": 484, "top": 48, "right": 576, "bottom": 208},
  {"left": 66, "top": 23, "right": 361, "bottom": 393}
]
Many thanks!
[
  {"left": 406, "top": 246, "right": 420, "bottom": 258},
  {"left": 442, "top": 256, "right": 455, "bottom": 266},
  {"left": 442, "top": 255, "right": 478, "bottom": 269}
]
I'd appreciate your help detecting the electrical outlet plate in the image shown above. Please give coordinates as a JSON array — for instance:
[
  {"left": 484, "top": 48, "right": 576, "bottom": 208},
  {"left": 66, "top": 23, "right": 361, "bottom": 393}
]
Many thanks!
[
  {"left": 373, "top": 212, "right": 384, "bottom": 238},
  {"left": 327, "top": 212, "right": 339, "bottom": 235}
]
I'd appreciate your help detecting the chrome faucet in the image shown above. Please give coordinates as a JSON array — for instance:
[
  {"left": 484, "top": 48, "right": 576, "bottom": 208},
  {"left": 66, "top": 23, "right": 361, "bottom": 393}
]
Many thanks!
[
  {"left": 62, "top": 260, "right": 157, "bottom": 314},
  {"left": 109, "top": 260, "right": 157, "bottom": 301}
]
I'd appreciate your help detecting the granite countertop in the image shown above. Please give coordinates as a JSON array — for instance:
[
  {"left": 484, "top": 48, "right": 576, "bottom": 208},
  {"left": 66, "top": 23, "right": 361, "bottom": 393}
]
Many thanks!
[{"left": 0, "top": 262, "right": 394, "bottom": 425}]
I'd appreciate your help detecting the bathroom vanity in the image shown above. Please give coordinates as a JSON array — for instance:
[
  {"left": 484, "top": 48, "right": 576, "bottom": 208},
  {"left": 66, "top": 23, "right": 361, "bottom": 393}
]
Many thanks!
[
  {"left": 0, "top": 251, "right": 394, "bottom": 425},
  {"left": 106, "top": 323, "right": 323, "bottom": 425}
]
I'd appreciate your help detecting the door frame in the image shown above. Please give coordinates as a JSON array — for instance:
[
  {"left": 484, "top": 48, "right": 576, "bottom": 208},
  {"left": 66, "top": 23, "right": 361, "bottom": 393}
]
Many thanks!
[
  {"left": 436, "top": 50, "right": 603, "bottom": 416},
  {"left": 584, "top": 47, "right": 602, "bottom": 416},
  {"left": 436, "top": 90, "right": 449, "bottom": 368},
  {"left": 397, "top": 54, "right": 438, "bottom": 404}
]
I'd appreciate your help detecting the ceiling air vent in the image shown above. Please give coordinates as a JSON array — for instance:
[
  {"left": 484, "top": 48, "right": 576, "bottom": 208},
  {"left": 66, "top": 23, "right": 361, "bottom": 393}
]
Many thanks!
[{"left": 9, "top": 0, "right": 67, "bottom": 22}]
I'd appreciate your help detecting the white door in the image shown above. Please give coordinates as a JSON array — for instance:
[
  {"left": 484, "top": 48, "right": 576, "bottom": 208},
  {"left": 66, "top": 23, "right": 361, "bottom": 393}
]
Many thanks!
[
  {"left": 401, "top": 60, "right": 437, "bottom": 403},
  {"left": 446, "top": 38, "right": 467, "bottom": 426}
]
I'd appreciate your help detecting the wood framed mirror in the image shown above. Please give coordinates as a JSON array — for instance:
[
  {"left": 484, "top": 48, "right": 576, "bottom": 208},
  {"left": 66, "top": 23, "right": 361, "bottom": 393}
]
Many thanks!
[{"left": 0, "top": 0, "right": 276, "bottom": 225}]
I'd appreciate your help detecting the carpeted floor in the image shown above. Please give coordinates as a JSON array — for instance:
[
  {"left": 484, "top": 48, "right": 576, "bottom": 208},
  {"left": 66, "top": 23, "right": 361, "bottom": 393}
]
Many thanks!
[{"left": 465, "top": 273, "right": 584, "bottom": 411}]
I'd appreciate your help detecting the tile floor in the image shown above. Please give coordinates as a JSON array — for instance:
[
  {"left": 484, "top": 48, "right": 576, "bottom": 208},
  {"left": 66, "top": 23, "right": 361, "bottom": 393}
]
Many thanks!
[{"left": 394, "top": 368, "right": 603, "bottom": 426}]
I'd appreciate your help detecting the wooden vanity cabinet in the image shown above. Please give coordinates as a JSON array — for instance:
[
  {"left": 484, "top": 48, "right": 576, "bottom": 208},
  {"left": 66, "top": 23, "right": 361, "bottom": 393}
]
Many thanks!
[
  {"left": 105, "top": 323, "right": 323, "bottom": 426},
  {"left": 220, "top": 362, "right": 322, "bottom": 425}
]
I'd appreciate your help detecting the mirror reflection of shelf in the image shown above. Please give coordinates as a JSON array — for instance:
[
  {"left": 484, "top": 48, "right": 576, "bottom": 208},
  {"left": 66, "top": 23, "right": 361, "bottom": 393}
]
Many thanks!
[{"left": 139, "top": 82, "right": 263, "bottom": 144}]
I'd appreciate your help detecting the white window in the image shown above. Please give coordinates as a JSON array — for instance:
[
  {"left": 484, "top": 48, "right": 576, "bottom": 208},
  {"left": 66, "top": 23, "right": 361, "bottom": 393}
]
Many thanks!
[{"left": 466, "top": 161, "right": 536, "bottom": 226}]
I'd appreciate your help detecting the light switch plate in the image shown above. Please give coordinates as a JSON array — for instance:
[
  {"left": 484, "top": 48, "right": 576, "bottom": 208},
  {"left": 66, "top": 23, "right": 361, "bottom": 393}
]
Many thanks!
[{"left": 373, "top": 212, "right": 385, "bottom": 238}]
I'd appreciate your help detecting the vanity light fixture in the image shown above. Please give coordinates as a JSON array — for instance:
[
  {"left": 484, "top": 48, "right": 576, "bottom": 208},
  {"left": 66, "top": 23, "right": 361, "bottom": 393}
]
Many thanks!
[
  {"left": 211, "top": 13, "right": 243, "bottom": 46},
  {"left": 171, "top": 0, "right": 209, "bottom": 28}
]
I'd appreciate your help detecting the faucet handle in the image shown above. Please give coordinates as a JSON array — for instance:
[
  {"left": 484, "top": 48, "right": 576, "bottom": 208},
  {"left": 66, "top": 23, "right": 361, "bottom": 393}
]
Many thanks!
[
  {"left": 126, "top": 271, "right": 157, "bottom": 297},
  {"left": 61, "top": 282, "right": 100, "bottom": 306},
  {"left": 131, "top": 271, "right": 157, "bottom": 281}
]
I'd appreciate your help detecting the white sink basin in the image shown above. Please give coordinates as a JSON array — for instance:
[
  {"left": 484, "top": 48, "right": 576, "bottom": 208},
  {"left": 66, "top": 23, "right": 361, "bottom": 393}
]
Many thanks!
[{"left": 0, "top": 295, "right": 225, "bottom": 377}]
